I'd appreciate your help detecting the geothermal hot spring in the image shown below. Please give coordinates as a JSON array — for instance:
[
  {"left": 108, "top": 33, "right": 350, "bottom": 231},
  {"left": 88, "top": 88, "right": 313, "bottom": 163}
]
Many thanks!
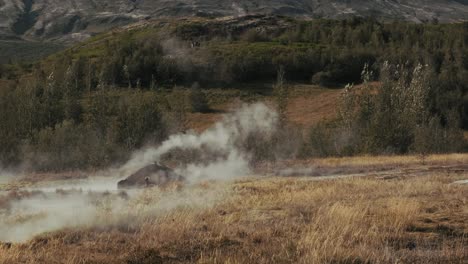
[{"left": 0, "top": 103, "right": 278, "bottom": 243}]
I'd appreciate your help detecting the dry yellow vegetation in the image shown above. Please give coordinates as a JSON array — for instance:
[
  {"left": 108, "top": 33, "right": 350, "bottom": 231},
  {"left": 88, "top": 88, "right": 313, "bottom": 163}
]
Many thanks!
[{"left": 0, "top": 154, "right": 466, "bottom": 264}]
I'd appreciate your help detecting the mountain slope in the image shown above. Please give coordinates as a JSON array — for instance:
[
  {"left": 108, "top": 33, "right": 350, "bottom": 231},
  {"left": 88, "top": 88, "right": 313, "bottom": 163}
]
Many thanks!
[{"left": 0, "top": 0, "right": 467, "bottom": 41}]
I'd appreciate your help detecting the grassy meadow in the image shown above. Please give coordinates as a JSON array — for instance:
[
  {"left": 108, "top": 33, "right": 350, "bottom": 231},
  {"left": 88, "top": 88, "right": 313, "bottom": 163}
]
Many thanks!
[{"left": 0, "top": 154, "right": 466, "bottom": 264}]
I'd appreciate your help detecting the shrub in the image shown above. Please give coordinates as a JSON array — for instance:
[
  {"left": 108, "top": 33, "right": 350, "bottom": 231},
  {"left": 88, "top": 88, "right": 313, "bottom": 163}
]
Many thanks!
[{"left": 189, "top": 82, "right": 210, "bottom": 113}]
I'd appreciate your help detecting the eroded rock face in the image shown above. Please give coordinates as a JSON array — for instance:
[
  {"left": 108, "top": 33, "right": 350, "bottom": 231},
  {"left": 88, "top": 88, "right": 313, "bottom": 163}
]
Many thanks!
[
  {"left": 1, "top": 0, "right": 467, "bottom": 41},
  {"left": 117, "top": 163, "right": 184, "bottom": 189}
]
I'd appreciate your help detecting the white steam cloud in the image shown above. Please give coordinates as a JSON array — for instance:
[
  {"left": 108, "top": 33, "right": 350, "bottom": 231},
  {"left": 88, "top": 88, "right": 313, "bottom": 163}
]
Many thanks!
[
  {"left": 0, "top": 103, "right": 278, "bottom": 243},
  {"left": 0, "top": 184, "right": 226, "bottom": 242},
  {"left": 0, "top": 169, "right": 15, "bottom": 185},
  {"left": 119, "top": 102, "right": 278, "bottom": 182},
  {"left": 0, "top": 193, "right": 100, "bottom": 242}
]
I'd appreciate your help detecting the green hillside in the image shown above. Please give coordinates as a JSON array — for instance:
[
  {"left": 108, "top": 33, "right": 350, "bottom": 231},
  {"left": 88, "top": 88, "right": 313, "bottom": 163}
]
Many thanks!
[{"left": 1, "top": 16, "right": 467, "bottom": 170}]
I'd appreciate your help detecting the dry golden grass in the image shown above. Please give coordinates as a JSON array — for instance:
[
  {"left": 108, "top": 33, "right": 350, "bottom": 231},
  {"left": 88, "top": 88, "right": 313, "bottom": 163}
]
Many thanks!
[
  {"left": 283, "top": 84, "right": 341, "bottom": 127},
  {"left": 257, "top": 153, "right": 468, "bottom": 179},
  {"left": 310, "top": 153, "right": 468, "bottom": 166},
  {"left": 187, "top": 112, "right": 224, "bottom": 133},
  {"left": 0, "top": 156, "right": 466, "bottom": 263},
  {"left": 266, "top": 153, "right": 468, "bottom": 169}
]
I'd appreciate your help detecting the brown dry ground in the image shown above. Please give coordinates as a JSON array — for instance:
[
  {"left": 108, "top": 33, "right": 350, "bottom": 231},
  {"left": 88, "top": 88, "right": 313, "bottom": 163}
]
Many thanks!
[
  {"left": 258, "top": 153, "right": 468, "bottom": 176},
  {"left": 0, "top": 154, "right": 466, "bottom": 264},
  {"left": 187, "top": 84, "right": 342, "bottom": 132}
]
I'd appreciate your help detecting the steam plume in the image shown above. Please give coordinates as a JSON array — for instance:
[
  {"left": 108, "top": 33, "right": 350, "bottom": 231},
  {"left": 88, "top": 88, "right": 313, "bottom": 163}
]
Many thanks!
[
  {"left": 0, "top": 103, "right": 278, "bottom": 242},
  {"left": 118, "top": 103, "right": 278, "bottom": 181}
]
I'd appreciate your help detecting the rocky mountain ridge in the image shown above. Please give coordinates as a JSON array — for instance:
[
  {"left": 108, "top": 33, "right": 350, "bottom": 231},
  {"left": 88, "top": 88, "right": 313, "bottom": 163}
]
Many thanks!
[{"left": 0, "top": 0, "right": 467, "bottom": 42}]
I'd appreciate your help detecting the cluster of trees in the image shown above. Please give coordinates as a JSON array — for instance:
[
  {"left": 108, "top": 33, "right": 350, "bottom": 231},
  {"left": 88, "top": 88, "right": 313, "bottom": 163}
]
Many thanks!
[
  {"left": 0, "top": 59, "right": 465, "bottom": 170},
  {"left": 0, "top": 17, "right": 467, "bottom": 170},
  {"left": 0, "top": 56, "right": 210, "bottom": 170},
  {"left": 84, "top": 18, "right": 467, "bottom": 123},
  {"left": 54, "top": 17, "right": 467, "bottom": 88},
  {"left": 304, "top": 63, "right": 464, "bottom": 157}
]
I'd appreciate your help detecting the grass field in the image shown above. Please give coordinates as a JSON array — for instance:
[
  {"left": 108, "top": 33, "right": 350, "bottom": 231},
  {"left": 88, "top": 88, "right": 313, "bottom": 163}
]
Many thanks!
[{"left": 0, "top": 154, "right": 466, "bottom": 263}]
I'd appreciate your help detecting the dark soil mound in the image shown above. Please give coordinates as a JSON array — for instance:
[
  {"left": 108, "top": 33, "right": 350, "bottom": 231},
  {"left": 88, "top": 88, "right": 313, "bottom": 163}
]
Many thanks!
[{"left": 118, "top": 163, "right": 184, "bottom": 189}]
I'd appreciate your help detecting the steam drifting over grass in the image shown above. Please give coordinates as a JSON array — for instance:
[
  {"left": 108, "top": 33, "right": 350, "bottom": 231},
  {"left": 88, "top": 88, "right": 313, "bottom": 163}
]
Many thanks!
[
  {"left": 0, "top": 103, "right": 277, "bottom": 242},
  {"left": 1, "top": 164, "right": 466, "bottom": 263}
]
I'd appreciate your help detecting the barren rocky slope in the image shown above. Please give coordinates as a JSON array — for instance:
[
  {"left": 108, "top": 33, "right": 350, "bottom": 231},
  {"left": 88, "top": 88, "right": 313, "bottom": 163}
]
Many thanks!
[{"left": 0, "top": 0, "right": 467, "bottom": 41}]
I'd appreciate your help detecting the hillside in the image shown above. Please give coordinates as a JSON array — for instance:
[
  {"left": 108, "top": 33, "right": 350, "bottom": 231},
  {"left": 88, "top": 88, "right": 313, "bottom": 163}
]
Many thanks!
[
  {"left": 0, "top": 15, "right": 467, "bottom": 170},
  {"left": 0, "top": 0, "right": 467, "bottom": 42}
]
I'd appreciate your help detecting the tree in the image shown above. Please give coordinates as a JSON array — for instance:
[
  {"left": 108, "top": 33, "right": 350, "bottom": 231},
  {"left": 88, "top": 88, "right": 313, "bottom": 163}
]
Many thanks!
[
  {"left": 115, "top": 91, "right": 166, "bottom": 150},
  {"left": 63, "top": 66, "right": 83, "bottom": 122},
  {"left": 311, "top": 62, "right": 463, "bottom": 157},
  {"left": 189, "top": 82, "right": 209, "bottom": 113},
  {"left": 165, "top": 87, "right": 189, "bottom": 133},
  {"left": 42, "top": 72, "right": 64, "bottom": 128},
  {"left": 273, "top": 66, "right": 289, "bottom": 126}
]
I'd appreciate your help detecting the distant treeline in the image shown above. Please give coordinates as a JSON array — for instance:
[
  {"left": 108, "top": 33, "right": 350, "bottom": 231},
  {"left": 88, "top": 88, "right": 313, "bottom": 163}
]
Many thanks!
[
  {"left": 0, "top": 17, "right": 467, "bottom": 170},
  {"left": 51, "top": 18, "right": 468, "bottom": 125},
  {"left": 69, "top": 17, "right": 467, "bottom": 87},
  {"left": 3, "top": 17, "right": 464, "bottom": 88}
]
